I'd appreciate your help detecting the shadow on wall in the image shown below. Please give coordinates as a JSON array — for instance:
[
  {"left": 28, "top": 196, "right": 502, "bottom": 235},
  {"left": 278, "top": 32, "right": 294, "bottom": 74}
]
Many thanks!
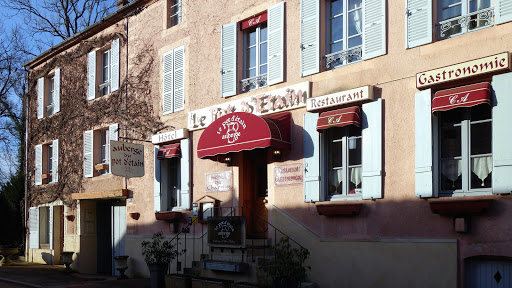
[{"left": 41, "top": 252, "right": 53, "bottom": 264}]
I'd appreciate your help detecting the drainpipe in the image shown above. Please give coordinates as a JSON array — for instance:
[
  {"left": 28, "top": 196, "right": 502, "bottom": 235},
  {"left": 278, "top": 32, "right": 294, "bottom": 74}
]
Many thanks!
[{"left": 24, "top": 67, "right": 29, "bottom": 260}]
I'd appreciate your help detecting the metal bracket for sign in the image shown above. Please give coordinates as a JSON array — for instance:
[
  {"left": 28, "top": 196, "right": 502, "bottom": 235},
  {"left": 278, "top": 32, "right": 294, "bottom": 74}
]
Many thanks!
[{"left": 118, "top": 136, "right": 153, "bottom": 143}]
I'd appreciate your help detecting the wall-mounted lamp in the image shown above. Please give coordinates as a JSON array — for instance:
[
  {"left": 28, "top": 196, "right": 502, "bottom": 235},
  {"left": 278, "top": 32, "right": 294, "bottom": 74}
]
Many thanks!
[
  {"left": 224, "top": 156, "right": 232, "bottom": 166},
  {"left": 273, "top": 149, "right": 282, "bottom": 161},
  {"left": 65, "top": 215, "right": 75, "bottom": 222},
  {"left": 129, "top": 212, "right": 140, "bottom": 220}
]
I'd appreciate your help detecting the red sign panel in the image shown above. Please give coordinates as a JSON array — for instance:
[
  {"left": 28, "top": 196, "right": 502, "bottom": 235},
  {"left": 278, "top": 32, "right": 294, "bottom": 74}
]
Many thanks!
[
  {"left": 241, "top": 12, "right": 268, "bottom": 30},
  {"left": 157, "top": 143, "right": 181, "bottom": 159},
  {"left": 316, "top": 106, "right": 361, "bottom": 131},
  {"left": 432, "top": 82, "right": 491, "bottom": 114}
]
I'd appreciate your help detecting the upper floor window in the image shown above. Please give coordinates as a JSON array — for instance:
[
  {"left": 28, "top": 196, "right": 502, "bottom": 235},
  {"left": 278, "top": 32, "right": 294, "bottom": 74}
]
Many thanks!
[
  {"left": 406, "top": 0, "right": 512, "bottom": 48},
  {"left": 300, "top": 0, "right": 385, "bottom": 76},
  {"left": 438, "top": 0, "right": 493, "bottom": 39},
  {"left": 162, "top": 46, "right": 185, "bottom": 115},
  {"left": 242, "top": 18, "right": 268, "bottom": 92},
  {"left": 221, "top": 2, "right": 284, "bottom": 97},
  {"left": 325, "top": 0, "right": 363, "bottom": 68},
  {"left": 37, "top": 69, "right": 60, "bottom": 119},
  {"left": 35, "top": 140, "right": 59, "bottom": 185},
  {"left": 168, "top": 0, "right": 182, "bottom": 28},
  {"left": 83, "top": 124, "right": 118, "bottom": 178},
  {"left": 87, "top": 39, "right": 119, "bottom": 100}
]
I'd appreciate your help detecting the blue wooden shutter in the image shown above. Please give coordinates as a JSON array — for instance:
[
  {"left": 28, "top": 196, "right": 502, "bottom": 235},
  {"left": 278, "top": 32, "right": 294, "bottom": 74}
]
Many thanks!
[
  {"left": 496, "top": 0, "right": 512, "bottom": 24},
  {"left": 492, "top": 72, "right": 512, "bottom": 194},
  {"left": 154, "top": 146, "right": 161, "bottom": 212},
  {"left": 87, "top": 51, "right": 96, "bottom": 100},
  {"left": 180, "top": 138, "right": 191, "bottom": 210},
  {"left": 111, "top": 204, "right": 126, "bottom": 275},
  {"left": 362, "top": 0, "right": 386, "bottom": 60},
  {"left": 406, "top": 0, "right": 432, "bottom": 48},
  {"left": 52, "top": 139, "right": 59, "bottom": 182},
  {"left": 83, "top": 130, "right": 94, "bottom": 178},
  {"left": 221, "top": 22, "right": 237, "bottom": 97},
  {"left": 415, "top": 89, "right": 434, "bottom": 198},
  {"left": 361, "top": 99, "right": 382, "bottom": 200},
  {"left": 267, "top": 1, "right": 284, "bottom": 86},
  {"left": 174, "top": 45, "right": 185, "bottom": 112},
  {"left": 37, "top": 77, "right": 44, "bottom": 119},
  {"left": 35, "top": 144, "right": 42, "bottom": 185},
  {"left": 303, "top": 113, "right": 321, "bottom": 202},
  {"left": 300, "top": 0, "right": 319, "bottom": 76},
  {"left": 29, "top": 207, "right": 39, "bottom": 249},
  {"left": 111, "top": 39, "right": 120, "bottom": 92},
  {"left": 54, "top": 69, "right": 60, "bottom": 113},
  {"left": 162, "top": 50, "right": 174, "bottom": 115}
]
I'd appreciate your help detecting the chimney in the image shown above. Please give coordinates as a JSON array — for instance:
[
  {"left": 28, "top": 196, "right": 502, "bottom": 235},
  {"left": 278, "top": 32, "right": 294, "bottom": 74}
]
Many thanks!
[{"left": 117, "top": 0, "right": 129, "bottom": 10}]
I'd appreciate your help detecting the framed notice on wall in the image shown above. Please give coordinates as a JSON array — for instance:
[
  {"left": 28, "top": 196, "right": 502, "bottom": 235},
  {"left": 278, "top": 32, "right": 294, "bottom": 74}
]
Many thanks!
[
  {"left": 205, "top": 171, "right": 233, "bottom": 192},
  {"left": 275, "top": 163, "right": 303, "bottom": 186}
]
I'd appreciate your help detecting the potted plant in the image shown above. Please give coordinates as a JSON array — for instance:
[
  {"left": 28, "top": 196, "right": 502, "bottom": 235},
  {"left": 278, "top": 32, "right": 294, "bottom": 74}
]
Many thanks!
[
  {"left": 258, "top": 237, "right": 311, "bottom": 288},
  {"left": 141, "top": 231, "right": 180, "bottom": 288}
]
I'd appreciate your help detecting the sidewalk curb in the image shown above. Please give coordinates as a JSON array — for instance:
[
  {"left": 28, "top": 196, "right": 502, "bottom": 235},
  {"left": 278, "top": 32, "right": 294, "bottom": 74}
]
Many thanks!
[{"left": 0, "top": 276, "right": 44, "bottom": 288}]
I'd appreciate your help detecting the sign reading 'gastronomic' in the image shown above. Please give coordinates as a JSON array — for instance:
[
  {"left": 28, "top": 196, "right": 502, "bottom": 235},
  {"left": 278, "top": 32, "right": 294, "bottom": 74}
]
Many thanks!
[
  {"left": 306, "top": 86, "right": 373, "bottom": 111},
  {"left": 110, "top": 141, "right": 145, "bottom": 178},
  {"left": 205, "top": 171, "right": 233, "bottom": 192},
  {"left": 275, "top": 163, "right": 303, "bottom": 186},
  {"left": 208, "top": 216, "right": 245, "bottom": 247},
  {"left": 416, "top": 52, "right": 511, "bottom": 88},
  {"left": 188, "top": 82, "right": 309, "bottom": 131}
]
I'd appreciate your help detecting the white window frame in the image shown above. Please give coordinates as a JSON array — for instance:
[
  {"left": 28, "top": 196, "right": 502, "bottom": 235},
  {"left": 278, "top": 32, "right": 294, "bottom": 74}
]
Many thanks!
[
  {"left": 98, "top": 129, "right": 110, "bottom": 175},
  {"left": 169, "top": 0, "right": 182, "bottom": 27},
  {"left": 47, "top": 75, "right": 55, "bottom": 115},
  {"left": 437, "top": 106, "right": 493, "bottom": 196},
  {"left": 39, "top": 206, "right": 51, "bottom": 248},
  {"left": 325, "top": 0, "right": 363, "bottom": 69},
  {"left": 47, "top": 143, "right": 53, "bottom": 183},
  {"left": 242, "top": 23, "right": 268, "bottom": 92},
  {"left": 322, "top": 126, "right": 363, "bottom": 200},
  {"left": 160, "top": 156, "right": 182, "bottom": 210},
  {"left": 437, "top": 0, "right": 494, "bottom": 39},
  {"left": 83, "top": 124, "right": 118, "bottom": 178},
  {"left": 100, "top": 49, "right": 111, "bottom": 96}
]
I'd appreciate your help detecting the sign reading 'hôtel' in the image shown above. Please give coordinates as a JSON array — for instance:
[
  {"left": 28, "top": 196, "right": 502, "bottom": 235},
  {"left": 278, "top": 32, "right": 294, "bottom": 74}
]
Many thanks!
[
  {"left": 416, "top": 52, "right": 511, "bottom": 88},
  {"left": 188, "top": 82, "right": 309, "bottom": 131}
]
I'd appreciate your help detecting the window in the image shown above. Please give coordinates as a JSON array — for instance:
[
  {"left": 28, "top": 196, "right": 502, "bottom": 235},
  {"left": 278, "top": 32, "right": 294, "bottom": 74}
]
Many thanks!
[
  {"left": 87, "top": 39, "right": 119, "bottom": 100},
  {"left": 325, "top": 0, "right": 363, "bottom": 69},
  {"left": 37, "top": 69, "right": 60, "bottom": 119},
  {"left": 300, "top": 0, "right": 385, "bottom": 76},
  {"left": 154, "top": 139, "right": 191, "bottom": 211},
  {"left": 439, "top": 105, "right": 492, "bottom": 195},
  {"left": 414, "top": 72, "right": 512, "bottom": 198},
  {"left": 221, "top": 2, "right": 284, "bottom": 97},
  {"left": 303, "top": 99, "right": 382, "bottom": 202},
  {"left": 324, "top": 126, "right": 363, "bottom": 199},
  {"left": 35, "top": 140, "right": 59, "bottom": 185},
  {"left": 162, "top": 46, "right": 185, "bottom": 115},
  {"left": 83, "top": 124, "right": 118, "bottom": 178},
  {"left": 39, "top": 207, "right": 50, "bottom": 248},
  {"left": 406, "top": 0, "right": 512, "bottom": 48},
  {"left": 167, "top": 0, "right": 182, "bottom": 28},
  {"left": 242, "top": 22, "right": 268, "bottom": 92},
  {"left": 100, "top": 49, "right": 111, "bottom": 96},
  {"left": 438, "top": 0, "right": 493, "bottom": 39}
]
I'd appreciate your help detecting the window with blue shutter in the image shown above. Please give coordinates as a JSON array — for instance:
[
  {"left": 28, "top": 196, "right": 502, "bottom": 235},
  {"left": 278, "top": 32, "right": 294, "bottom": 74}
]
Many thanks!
[{"left": 87, "top": 39, "right": 120, "bottom": 100}]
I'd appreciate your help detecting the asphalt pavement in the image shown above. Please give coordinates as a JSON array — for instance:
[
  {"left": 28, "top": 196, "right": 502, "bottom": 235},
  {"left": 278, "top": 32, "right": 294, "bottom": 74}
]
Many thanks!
[{"left": 0, "top": 261, "right": 150, "bottom": 288}]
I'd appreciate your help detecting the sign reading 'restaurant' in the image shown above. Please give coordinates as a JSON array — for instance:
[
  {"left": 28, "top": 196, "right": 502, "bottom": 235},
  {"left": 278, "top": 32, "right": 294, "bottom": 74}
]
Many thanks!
[
  {"left": 275, "top": 163, "right": 303, "bottom": 186},
  {"left": 306, "top": 86, "right": 373, "bottom": 111},
  {"left": 416, "top": 52, "right": 511, "bottom": 88},
  {"left": 188, "top": 82, "right": 309, "bottom": 131},
  {"left": 110, "top": 141, "right": 144, "bottom": 178}
]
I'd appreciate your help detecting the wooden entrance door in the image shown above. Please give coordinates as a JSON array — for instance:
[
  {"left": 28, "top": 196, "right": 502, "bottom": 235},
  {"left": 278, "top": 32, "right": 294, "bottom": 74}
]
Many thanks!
[{"left": 240, "top": 149, "right": 268, "bottom": 238}]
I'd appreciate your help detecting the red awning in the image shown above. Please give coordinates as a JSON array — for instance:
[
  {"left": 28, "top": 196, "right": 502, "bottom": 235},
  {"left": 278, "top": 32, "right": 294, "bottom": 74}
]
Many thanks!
[
  {"left": 197, "top": 112, "right": 291, "bottom": 158},
  {"left": 157, "top": 143, "right": 181, "bottom": 159},
  {"left": 316, "top": 106, "right": 361, "bottom": 131},
  {"left": 432, "top": 82, "right": 491, "bottom": 114}
]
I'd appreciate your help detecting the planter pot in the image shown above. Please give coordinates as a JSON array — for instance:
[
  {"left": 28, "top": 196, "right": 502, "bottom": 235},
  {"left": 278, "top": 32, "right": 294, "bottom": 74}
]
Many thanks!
[
  {"left": 114, "top": 256, "right": 129, "bottom": 279},
  {"left": 60, "top": 251, "right": 74, "bottom": 272},
  {"left": 0, "top": 246, "right": 19, "bottom": 266},
  {"left": 148, "top": 263, "right": 168, "bottom": 288}
]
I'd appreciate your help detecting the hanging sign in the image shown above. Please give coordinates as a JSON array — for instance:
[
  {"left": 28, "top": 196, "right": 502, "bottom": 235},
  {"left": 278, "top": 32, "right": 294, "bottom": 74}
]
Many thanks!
[{"left": 110, "top": 141, "right": 145, "bottom": 178}]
